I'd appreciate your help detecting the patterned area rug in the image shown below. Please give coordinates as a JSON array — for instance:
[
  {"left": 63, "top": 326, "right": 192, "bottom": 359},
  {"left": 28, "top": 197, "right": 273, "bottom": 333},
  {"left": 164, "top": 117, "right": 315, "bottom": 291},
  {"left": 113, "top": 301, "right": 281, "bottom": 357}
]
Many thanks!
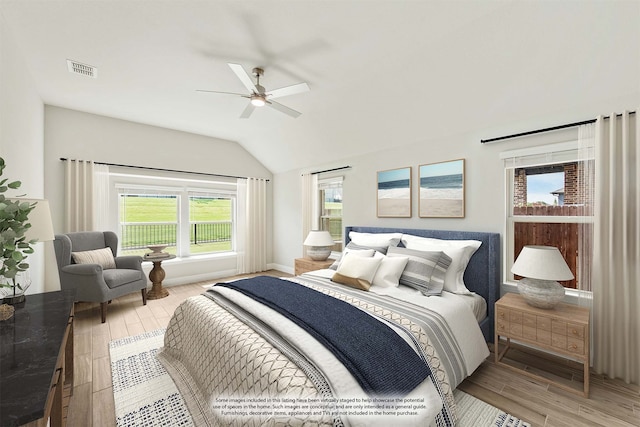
[
  {"left": 110, "top": 329, "right": 530, "bottom": 427},
  {"left": 455, "top": 389, "right": 531, "bottom": 427}
]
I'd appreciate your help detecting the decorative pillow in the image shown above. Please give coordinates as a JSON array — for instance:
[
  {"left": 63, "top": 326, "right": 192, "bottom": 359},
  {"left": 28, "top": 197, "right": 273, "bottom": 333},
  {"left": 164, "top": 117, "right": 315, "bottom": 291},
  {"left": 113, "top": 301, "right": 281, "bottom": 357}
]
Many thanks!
[
  {"left": 387, "top": 246, "right": 451, "bottom": 296},
  {"left": 331, "top": 253, "right": 383, "bottom": 291},
  {"left": 349, "top": 231, "right": 402, "bottom": 249},
  {"left": 329, "top": 246, "right": 375, "bottom": 270},
  {"left": 371, "top": 253, "right": 409, "bottom": 288},
  {"left": 400, "top": 234, "right": 481, "bottom": 294},
  {"left": 345, "top": 241, "right": 390, "bottom": 254},
  {"left": 71, "top": 247, "right": 116, "bottom": 270}
]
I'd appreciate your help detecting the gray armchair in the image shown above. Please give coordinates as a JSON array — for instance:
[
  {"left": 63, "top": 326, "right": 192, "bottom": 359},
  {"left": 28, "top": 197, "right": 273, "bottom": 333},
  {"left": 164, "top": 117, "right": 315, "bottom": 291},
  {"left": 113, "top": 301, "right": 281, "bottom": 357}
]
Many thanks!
[{"left": 53, "top": 231, "right": 148, "bottom": 323}]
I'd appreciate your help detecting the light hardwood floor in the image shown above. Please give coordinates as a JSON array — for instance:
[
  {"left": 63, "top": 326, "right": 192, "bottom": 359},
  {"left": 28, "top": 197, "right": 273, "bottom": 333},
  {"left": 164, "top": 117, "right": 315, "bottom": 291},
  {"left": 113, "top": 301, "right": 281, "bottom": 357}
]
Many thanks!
[{"left": 66, "top": 272, "right": 639, "bottom": 427}]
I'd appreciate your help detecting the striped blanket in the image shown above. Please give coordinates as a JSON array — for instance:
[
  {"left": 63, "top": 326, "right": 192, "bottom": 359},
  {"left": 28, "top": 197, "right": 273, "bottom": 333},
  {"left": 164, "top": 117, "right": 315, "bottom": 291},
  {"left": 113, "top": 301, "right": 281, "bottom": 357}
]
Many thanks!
[{"left": 158, "top": 274, "right": 487, "bottom": 427}]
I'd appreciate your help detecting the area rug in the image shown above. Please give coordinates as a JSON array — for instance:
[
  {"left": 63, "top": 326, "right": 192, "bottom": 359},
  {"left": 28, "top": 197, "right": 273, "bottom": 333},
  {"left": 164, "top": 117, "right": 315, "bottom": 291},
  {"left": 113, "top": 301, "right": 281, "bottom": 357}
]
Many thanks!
[{"left": 110, "top": 329, "right": 530, "bottom": 427}]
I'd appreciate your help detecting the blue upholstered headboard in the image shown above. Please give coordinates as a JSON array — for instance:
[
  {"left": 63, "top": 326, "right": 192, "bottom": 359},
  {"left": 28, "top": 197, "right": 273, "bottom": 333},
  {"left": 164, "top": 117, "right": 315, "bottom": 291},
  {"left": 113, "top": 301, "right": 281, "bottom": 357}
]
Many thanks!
[{"left": 345, "top": 226, "right": 501, "bottom": 342}]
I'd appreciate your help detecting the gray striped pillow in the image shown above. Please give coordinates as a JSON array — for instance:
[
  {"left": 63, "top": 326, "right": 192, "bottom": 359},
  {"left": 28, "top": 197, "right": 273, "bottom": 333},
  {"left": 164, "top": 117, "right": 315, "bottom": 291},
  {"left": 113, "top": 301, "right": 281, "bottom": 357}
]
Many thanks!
[
  {"left": 387, "top": 246, "right": 452, "bottom": 296},
  {"left": 72, "top": 247, "right": 116, "bottom": 270}
]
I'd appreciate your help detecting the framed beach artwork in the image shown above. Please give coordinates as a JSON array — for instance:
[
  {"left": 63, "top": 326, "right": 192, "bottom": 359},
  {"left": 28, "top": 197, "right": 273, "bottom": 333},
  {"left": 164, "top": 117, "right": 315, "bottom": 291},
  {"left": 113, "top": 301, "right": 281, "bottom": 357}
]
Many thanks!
[
  {"left": 377, "top": 167, "right": 412, "bottom": 217},
  {"left": 419, "top": 159, "right": 465, "bottom": 218}
]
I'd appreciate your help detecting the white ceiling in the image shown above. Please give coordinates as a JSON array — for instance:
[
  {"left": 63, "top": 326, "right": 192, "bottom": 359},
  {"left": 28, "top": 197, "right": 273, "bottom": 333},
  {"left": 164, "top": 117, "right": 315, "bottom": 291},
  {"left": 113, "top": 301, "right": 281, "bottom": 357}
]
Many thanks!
[{"left": 1, "top": 1, "right": 638, "bottom": 173}]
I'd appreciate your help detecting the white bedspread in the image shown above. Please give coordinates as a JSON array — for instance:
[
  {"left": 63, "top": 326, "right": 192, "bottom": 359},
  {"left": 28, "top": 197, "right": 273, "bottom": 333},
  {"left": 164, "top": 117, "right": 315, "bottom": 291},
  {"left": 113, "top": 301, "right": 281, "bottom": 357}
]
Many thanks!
[
  {"left": 304, "top": 269, "right": 489, "bottom": 381},
  {"left": 212, "top": 286, "right": 443, "bottom": 427}
]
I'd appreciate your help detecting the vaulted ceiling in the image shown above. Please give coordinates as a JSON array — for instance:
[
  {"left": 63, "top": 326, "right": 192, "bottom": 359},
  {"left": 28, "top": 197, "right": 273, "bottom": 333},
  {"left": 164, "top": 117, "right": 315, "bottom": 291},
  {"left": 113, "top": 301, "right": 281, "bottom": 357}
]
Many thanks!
[{"left": 1, "top": 1, "right": 638, "bottom": 173}]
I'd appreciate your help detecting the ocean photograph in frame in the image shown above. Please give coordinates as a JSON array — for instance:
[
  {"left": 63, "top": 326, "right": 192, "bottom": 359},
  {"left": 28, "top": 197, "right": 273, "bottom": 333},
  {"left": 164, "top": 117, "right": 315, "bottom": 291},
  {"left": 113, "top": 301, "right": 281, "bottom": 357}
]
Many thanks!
[
  {"left": 419, "top": 159, "right": 465, "bottom": 218},
  {"left": 377, "top": 167, "right": 412, "bottom": 218}
]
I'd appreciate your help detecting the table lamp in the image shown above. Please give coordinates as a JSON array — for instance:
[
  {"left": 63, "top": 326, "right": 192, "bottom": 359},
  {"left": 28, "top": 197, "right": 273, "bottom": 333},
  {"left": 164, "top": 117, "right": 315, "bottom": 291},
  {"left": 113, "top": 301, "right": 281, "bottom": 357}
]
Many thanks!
[
  {"left": 303, "top": 230, "right": 335, "bottom": 261},
  {"left": 511, "top": 245, "right": 574, "bottom": 309}
]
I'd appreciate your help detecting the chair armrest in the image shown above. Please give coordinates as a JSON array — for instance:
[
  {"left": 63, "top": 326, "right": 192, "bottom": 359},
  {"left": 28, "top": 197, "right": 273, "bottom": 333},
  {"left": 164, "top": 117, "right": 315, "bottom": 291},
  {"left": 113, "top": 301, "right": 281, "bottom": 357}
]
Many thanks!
[
  {"left": 61, "top": 263, "right": 103, "bottom": 276},
  {"left": 115, "top": 256, "right": 143, "bottom": 270}
]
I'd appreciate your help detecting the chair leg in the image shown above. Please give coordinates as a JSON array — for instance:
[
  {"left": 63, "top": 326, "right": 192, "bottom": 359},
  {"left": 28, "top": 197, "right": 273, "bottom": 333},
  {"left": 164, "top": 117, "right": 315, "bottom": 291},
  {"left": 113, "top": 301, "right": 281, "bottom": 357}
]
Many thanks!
[
  {"left": 141, "top": 289, "right": 147, "bottom": 306},
  {"left": 100, "top": 302, "right": 108, "bottom": 323}
]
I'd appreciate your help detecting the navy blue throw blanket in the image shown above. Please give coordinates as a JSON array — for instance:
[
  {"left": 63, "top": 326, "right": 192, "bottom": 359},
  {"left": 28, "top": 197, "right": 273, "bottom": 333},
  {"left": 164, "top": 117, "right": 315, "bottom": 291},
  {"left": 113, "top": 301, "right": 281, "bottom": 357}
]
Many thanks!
[{"left": 215, "top": 276, "right": 431, "bottom": 397}]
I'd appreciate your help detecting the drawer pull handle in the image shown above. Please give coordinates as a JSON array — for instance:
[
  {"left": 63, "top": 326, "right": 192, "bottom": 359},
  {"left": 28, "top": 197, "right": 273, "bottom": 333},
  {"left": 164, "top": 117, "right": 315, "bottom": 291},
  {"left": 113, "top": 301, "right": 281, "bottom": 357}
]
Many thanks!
[
  {"left": 570, "top": 344, "right": 578, "bottom": 350},
  {"left": 571, "top": 329, "right": 578, "bottom": 335}
]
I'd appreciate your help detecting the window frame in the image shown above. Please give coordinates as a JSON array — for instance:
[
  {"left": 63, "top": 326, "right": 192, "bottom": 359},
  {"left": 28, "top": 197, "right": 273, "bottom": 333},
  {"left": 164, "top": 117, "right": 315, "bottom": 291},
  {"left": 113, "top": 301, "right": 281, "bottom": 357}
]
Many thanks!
[
  {"left": 502, "top": 141, "right": 594, "bottom": 292},
  {"left": 111, "top": 170, "right": 237, "bottom": 258},
  {"left": 317, "top": 176, "right": 343, "bottom": 253}
]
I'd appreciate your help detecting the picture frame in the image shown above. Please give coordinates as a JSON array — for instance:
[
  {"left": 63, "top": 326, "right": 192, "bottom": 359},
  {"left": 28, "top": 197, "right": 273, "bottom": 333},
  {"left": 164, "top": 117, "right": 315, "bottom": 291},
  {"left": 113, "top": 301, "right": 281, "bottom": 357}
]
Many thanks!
[
  {"left": 377, "top": 167, "right": 412, "bottom": 218},
  {"left": 419, "top": 159, "right": 465, "bottom": 218}
]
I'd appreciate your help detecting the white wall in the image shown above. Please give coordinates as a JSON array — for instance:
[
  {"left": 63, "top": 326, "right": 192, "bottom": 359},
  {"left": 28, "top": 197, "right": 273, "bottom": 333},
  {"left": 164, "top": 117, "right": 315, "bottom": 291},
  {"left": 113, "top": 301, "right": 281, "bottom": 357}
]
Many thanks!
[
  {"left": 271, "top": 112, "right": 626, "bottom": 281},
  {"left": 43, "top": 106, "right": 274, "bottom": 286},
  {"left": 0, "top": 14, "right": 47, "bottom": 293}
]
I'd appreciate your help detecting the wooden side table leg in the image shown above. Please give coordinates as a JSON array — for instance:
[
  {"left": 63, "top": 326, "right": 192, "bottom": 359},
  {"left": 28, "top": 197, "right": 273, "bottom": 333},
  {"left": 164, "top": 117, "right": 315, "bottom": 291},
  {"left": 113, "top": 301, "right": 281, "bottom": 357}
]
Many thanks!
[
  {"left": 584, "top": 359, "right": 590, "bottom": 397},
  {"left": 146, "top": 261, "right": 169, "bottom": 300}
]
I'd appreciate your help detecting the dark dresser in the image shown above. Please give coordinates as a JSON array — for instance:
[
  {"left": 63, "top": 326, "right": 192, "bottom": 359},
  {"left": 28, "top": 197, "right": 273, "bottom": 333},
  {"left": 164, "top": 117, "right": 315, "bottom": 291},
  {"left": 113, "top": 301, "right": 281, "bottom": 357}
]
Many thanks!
[{"left": 0, "top": 290, "right": 75, "bottom": 426}]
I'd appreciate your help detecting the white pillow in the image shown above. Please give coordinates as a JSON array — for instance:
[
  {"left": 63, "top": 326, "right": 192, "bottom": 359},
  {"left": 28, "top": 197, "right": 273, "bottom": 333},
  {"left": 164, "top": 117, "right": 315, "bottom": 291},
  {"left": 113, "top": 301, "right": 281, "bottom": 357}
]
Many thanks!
[
  {"left": 71, "top": 247, "right": 116, "bottom": 270},
  {"left": 349, "top": 231, "right": 402, "bottom": 248},
  {"left": 400, "top": 234, "right": 481, "bottom": 294},
  {"left": 329, "top": 247, "right": 375, "bottom": 270},
  {"left": 331, "top": 254, "right": 383, "bottom": 291},
  {"left": 371, "top": 253, "right": 409, "bottom": 288}
]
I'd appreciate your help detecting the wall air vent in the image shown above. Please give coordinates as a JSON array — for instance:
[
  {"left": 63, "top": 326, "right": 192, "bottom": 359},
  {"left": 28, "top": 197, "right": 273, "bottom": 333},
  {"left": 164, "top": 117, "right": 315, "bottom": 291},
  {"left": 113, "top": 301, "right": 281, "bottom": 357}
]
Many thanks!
[{"left": 66, "top": 59, "right": 97, "bottom": 78}]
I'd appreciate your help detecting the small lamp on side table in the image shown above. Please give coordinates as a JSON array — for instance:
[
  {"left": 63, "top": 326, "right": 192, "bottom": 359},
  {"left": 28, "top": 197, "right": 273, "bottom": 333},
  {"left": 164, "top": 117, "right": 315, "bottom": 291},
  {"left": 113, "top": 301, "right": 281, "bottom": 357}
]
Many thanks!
[
  {"left": 303, "top": 230, "right": 335, "bottom": 261},
  {"left": 511, "top": 245, "right": 574, "bottom": 309}
]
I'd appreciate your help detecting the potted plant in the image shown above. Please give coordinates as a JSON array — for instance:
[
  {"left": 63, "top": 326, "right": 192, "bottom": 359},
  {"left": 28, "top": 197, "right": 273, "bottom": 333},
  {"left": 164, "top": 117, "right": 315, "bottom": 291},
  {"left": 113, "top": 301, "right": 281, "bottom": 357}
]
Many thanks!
[{"left": 0, "top": 157, "right": 37, "bottom": 305}]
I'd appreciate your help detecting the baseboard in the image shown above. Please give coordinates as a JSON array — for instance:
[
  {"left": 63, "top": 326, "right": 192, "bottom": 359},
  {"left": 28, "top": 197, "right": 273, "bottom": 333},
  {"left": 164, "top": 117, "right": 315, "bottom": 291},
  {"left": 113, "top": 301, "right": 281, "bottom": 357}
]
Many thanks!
[
  {"left": 160, "top": 269, "right": 239, "bottom": 287},
  {"left": 269, "top": 263, "right": 294, "bottom": 275}
]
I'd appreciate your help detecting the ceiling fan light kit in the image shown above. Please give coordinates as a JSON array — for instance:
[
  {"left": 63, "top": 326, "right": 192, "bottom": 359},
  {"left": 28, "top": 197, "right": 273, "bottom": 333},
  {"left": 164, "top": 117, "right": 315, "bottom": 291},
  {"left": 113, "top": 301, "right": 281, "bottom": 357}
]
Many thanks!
[
  {"left": 197, "top": 63, "right": 309, "bottom": 119},
  {"left": 250, "top": 94, "right": 266, "bottom": 107}
]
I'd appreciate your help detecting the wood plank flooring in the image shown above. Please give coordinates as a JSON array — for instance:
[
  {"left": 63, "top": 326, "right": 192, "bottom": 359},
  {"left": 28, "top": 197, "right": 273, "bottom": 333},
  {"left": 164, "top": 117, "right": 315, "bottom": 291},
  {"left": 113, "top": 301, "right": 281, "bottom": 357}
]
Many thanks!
[{"left": 65, "top": 271, "right": 639, "bottom": 427}]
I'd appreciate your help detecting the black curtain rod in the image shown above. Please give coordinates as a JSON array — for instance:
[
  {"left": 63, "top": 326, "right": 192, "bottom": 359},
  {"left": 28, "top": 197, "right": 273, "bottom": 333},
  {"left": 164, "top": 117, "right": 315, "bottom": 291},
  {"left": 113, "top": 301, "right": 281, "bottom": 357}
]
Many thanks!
[
  {"left": 308, "top": 166, "right": 352, "bottom": 175},
  {"left": 59, "top": 158, "right": 269, "bottom": 182},
  {"left": 481, "top": 111, "right": 636, "bottom": 144}
]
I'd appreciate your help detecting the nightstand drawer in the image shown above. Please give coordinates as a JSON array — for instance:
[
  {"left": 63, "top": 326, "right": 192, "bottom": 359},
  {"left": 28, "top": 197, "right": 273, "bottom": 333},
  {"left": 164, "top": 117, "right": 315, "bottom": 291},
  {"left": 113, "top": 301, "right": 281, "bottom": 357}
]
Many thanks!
[
  {"left": 552, "top": 333, "right": 567, "bottom": 349},
  {"left": 567, "top": 323, "right": 585, "bottom": 339},
  {"left": 537, "top": 316, "right": 551, "bottom": 331},
  {"left": 552, "top": 319, "right": 567, "bottom": 335},
  {"left": 537, "top": 329, "right": 551, "bottom": 345},
  {"left": 567, "top": 337, "right": 585, "bottom": 355}
]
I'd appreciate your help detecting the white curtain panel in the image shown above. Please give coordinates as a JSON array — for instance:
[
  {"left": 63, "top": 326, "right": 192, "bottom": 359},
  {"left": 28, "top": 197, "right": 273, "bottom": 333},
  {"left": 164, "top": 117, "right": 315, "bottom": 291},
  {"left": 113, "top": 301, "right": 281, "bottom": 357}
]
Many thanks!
[
  {"left": 236, "top": 177, "right": 267, "bottom": 274},
  {"left": 592, "top": 110, "right": 640, "bottom": 386},
  {"left": 64, "top": 160, "right": 110, "bottom": 232},
  {"left": 301, "top": 173, "right": 318, "bottom": 257},
  {"left": 93, "top": 163, "right": 111, "bottom": 230},
  {"left": 64, "top": 160, "right": 95, "bottom": 232}
]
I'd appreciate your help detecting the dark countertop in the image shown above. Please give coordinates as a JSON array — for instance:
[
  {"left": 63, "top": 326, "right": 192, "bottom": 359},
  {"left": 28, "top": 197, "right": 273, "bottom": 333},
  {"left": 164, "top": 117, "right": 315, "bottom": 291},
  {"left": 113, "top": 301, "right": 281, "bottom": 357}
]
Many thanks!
[{"left": 0, "top": 290, "right": 75, "bottom": 427}]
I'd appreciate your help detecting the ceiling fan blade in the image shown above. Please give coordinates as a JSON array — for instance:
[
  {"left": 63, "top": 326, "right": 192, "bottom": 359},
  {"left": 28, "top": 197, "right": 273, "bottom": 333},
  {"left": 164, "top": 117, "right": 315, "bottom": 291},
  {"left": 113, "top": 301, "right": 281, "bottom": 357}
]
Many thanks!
[
  {"left": 268, "top": 100, "right": 302, "bottom": 118},
  {"left": 228, "top": 63, "right": 258, "bottom": 93},
  {"left": 239, "top": 103, "right": 255, "bottom": 119},
  {"left": 266, "top": 82, "right": 310, "bottom": 100},
  {"left": 196, "top": 89, "right": 246, "bottom": 96}
]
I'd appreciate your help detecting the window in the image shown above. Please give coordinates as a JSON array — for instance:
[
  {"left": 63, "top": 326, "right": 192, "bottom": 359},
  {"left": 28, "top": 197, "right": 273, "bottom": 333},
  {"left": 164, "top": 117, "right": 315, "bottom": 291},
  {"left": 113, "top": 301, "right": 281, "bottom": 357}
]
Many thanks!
[
  {"left": 114, "top": 172, "right": 237, "bottom": 258},
  {"left": 318, "top": 177, "right": 343, "bottom": 252},
  {"left": 189, "top": 193, "right": 233, "bottom": 254},
  {"left": 120, "top": 193, "right": 179, "bottom": 256},
  {"left": 503, "top": 141, "right": 594, "bottom": 291}
]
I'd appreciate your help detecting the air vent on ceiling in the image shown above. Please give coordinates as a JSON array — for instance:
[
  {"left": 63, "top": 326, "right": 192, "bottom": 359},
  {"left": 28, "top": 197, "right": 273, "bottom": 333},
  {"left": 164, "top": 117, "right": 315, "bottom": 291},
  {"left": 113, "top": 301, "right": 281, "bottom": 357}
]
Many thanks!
[{"left": 66, "top": 59, "right": 97, "bottom": 78}]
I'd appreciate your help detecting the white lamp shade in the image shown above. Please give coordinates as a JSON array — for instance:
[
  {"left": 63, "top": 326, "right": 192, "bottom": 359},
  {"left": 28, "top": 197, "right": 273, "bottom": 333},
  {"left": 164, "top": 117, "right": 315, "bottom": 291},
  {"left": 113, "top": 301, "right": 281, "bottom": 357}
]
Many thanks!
[
  {"left": 15, "top": 199, "right": 55, "bottom": 243},
  {"left": 303, "top": 230, "right": 335, "bottom": 247},
  {"left": 511, "top": 245, "right": 574, "bottom": 281}
]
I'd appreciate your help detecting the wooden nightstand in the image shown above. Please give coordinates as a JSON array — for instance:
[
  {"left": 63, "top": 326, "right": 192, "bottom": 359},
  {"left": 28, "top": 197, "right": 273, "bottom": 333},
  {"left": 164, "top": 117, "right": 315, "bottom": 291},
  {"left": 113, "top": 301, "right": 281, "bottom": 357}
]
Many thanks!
[
  {"left": 294, "top": 257, "right": 334, "bottom": 275},
  {"left": 495, "top": 292, "right": 590, "bottom": 397}
]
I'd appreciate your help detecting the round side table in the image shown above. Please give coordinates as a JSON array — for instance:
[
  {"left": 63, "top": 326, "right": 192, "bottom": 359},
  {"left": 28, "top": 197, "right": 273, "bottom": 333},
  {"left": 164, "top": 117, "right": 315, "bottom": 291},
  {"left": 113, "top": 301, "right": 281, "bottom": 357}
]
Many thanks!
[{"left": 143, "top": 254, "right": 176, "bottom": 300}]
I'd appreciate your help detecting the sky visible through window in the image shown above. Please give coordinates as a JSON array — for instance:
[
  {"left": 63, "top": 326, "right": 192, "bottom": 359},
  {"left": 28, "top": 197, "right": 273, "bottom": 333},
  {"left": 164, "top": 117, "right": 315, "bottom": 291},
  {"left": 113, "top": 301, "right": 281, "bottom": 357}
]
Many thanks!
[{"left": 527, "top": 172, "right": 564, "bottom": 204}]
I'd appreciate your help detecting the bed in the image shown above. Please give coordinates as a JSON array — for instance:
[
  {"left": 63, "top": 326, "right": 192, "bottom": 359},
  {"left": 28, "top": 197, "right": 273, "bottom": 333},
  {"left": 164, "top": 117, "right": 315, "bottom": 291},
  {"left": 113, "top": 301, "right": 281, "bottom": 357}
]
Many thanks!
[{"left": 158, "top": 227, "right": 501, "bottom": 427}]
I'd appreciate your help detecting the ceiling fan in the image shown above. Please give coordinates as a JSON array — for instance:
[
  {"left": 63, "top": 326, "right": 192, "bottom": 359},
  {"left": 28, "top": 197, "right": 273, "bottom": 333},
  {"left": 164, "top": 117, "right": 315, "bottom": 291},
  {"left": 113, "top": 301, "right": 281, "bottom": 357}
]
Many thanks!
[{"left": 197, "top": 63, "right": 310, "bottom": 119}]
